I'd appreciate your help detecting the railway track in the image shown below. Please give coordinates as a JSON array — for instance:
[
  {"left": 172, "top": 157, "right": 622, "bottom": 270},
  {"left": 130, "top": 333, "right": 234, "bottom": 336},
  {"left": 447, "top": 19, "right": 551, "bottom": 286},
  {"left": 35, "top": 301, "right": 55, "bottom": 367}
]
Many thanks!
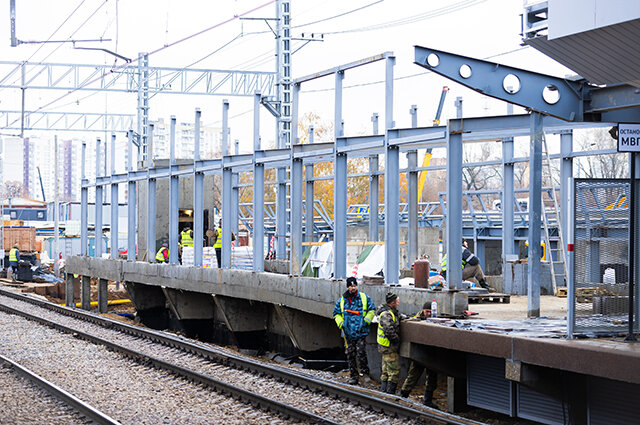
[
  {"left": 0, "top": 287, "right": 486, "bottom": 425},
  {"left": 0, "top": 353, "right": 120, "bottom": 424}
]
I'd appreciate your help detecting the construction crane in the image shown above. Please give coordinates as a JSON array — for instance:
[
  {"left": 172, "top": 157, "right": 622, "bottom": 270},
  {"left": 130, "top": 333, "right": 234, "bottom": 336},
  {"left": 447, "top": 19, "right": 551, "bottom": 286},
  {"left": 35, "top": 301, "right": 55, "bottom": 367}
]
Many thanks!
[{"left": 417, "top": 86, "right": 449, "bottom": 200}]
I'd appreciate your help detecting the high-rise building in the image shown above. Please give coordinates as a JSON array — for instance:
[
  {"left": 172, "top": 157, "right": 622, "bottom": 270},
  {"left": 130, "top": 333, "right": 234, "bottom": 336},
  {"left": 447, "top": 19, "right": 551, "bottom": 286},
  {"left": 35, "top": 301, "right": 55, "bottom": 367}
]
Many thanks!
[{"left": 151, "top": 118, "right": 221, "bottom": 160}]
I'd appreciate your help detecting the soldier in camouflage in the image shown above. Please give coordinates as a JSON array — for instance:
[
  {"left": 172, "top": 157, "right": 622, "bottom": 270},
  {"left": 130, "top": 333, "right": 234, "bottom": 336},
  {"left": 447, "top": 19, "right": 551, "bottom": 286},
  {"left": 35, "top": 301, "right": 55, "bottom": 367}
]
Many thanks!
[{"left": 376, "top": 292, "right": 401, "bottom": 394}]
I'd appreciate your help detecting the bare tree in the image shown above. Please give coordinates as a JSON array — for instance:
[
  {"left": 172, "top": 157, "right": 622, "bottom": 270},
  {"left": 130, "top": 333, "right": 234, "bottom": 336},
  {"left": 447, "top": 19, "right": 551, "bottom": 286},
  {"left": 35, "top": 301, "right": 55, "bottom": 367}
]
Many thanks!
[
  {"left": 575, "top": 128, "right": 627, "bottom": 179},
  {"left": 0, "top": 181, "right": 26, "bottom": 200}
]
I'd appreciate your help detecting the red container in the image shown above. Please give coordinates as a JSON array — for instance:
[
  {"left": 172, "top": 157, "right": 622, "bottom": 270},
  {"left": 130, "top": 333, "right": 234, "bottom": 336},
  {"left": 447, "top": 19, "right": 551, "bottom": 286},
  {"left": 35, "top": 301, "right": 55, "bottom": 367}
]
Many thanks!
[{"left": 413, "top": 259, "right": 431, "bottom": 289}]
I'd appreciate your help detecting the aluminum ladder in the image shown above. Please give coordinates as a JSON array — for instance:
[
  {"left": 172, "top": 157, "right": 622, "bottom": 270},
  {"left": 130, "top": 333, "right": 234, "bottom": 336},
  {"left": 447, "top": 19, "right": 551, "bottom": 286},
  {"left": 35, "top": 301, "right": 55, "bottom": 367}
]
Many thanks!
[{"left": 541, "top": 134, "right": 568, "bottom": 295}]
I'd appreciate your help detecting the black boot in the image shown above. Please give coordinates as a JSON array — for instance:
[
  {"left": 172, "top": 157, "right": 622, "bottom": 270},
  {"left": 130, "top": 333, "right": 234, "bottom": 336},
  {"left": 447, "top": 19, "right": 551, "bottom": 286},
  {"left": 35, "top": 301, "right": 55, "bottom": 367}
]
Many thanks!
[
  {"left": 380, "top": 380, "right": 388, "bottom": 392},
  {"left": 423, "top": 390, "right": 438, "bottom": 408},
  {"left": 386, "top": 382, "right": 397, "bottom": 395},
  {"left": 478, "top": 279, "right": 489, "bottom": 290},
  {"left": 400, "top": 389, "right": 411, "bottom": 398}
]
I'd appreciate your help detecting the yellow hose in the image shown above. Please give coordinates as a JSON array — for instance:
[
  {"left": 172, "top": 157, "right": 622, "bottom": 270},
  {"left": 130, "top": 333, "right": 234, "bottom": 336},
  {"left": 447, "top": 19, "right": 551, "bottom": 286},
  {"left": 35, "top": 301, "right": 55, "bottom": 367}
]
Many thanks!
[{"left": 63, "top": 299, "right": 132, "bottom": 308}]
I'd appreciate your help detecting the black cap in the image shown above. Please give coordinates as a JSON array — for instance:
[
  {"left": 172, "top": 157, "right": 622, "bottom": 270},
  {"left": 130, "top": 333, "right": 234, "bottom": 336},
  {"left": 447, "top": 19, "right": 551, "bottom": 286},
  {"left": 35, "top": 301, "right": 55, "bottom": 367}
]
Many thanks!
[
  {"left": 346, "top": 277, "right": 357, "bottom": 287},
  {"left": 386, "top": 292, "right": 398, "bottom": 304}
]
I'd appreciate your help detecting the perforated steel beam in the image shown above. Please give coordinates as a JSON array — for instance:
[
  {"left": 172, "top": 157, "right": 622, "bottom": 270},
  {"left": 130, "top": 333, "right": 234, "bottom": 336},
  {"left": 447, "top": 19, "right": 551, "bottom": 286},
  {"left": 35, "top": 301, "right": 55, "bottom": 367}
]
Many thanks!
[{"left": 414, "top": 45, "right": 583, "bottom": 121}]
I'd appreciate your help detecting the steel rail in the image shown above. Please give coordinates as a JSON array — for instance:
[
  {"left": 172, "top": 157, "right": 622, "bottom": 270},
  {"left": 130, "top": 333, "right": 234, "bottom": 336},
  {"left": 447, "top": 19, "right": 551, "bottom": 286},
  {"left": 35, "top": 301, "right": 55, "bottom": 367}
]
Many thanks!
[
  {"left": 0, "top": 300, "right": 338, "bottom": 425},
  {"left": 0, "top": 288, "right": 486, "bottom": 425},
  {"left": 0, "top": 353, "right": 122, "bottom": 425}
]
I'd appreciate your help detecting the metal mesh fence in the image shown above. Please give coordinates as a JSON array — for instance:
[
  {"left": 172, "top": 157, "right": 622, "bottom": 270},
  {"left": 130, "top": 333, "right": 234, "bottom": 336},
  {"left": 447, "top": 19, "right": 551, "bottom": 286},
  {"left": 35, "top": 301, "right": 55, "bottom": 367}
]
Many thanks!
[{"left": 573, "top": 179, "right": 632, "bottom": 334}]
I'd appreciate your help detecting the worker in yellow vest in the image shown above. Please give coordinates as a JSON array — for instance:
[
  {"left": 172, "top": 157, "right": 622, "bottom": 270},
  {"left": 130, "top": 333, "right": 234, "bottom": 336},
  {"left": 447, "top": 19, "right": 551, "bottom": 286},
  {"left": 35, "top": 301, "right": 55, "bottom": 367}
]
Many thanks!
[
  {"left": 8, "top": 245, "right": 20, "bottom": 277},
  {"left": 213, "top": 219, "right": 235, "bottom": 268},
  {"left": 181, "top": 227, "right": 194, "bottom": 247},
  {"left": 155, "top": 243, "right": 169, "bottom": 264}
]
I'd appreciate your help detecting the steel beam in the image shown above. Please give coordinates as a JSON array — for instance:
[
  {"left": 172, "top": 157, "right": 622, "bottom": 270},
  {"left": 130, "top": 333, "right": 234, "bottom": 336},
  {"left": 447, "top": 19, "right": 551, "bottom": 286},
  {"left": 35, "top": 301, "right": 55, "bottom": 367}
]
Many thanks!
[
  {"left": 0, "top": 61, "right": 276, "bottom": 96},
  {"left": 294, "top": 52, "right": 393, "bottom": 84},
  {"left": 290, "top": 156, "right": 303, "bottom": 275},
  {"left": 253, "top": 92, "right": 264, "bottom": 271},
  {"left": 408, "top": 105, "right": 418, "bottom": 268},
  {"left": 305, "top": 126, "right": 315, "bottom": 243},
  {"left": 369, "top": 113, "right": 379, "bottom": 242},
  {"left": 528, "top": 112, "right": 543, "bottom": 318},
  {"left": 95, "top": 138, "right": 103, "bottom": 258},
  {"left": 502, "top": 136, "right": 515, "bottom": 270},
  {"left": 0, "top": 110, "right": 134, "bottom": 133},
  {"left": 147, "top": 178, "right": 156, "bottom": 262},
  {"left": 560, "top": 131, "right": 573, "bottom": 251},
  {"left": 446, "top": 128, "right": 463, "bottom": 289},
  {"left": 110, "top": 134, "right": 118, "bottom": 259},
  {"left": 80, "top": 141, "right": 88, "bottom": 256},
  {"left": 169, "top": 117, "right": 179, "bottom": 265},
  {"left": 127, "top": 129, "right": 136, "bottom": 261},
  {"left": 222, "top": 165, "right": 232, "bottom": 268},
  {"left": 194, "top": 108, "right": 203, "bottom": 267},
  {"left": 276, "top": 167, "right": 287, "bottom": 259},
  {"left": 333, "top": 70, "right": 346, "bottom": 279},
  {"left": 383, "top": 55, "right": 398, "bottom": 285},
  {"left": 414, "top": 46, "right": 582, "bottom": 121}
]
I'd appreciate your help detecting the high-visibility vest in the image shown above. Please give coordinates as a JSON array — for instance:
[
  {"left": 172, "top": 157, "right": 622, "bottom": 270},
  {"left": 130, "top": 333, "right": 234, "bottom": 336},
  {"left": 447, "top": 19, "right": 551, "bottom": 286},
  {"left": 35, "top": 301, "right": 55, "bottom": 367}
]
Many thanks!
[
  {"left": 376, "top": 310, "right": 396, "bottom": 347},
  {"left": 214, "top": 228, "right": 222, "bottom": 248},
  {"left": 155, "top": 247, "right": 168, "bottom": 262},
  {"left": 334, "top": 292, "right": 374, "bottom": 328},
  {"left": 181, "top": 230, "right": 193, "bottom": 247},
  {"left": 440, "top": 253, "right": 466, "bottom": 272},
  {"left": 9, "top": 248, "right": 18, "bottom": 262}
]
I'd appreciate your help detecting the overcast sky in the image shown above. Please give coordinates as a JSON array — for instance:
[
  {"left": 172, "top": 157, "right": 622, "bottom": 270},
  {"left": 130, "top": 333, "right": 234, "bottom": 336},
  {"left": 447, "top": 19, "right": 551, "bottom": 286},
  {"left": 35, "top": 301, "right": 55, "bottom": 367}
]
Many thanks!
[{"left": 0, "top": 0, "right": 572, "bottom": 155}]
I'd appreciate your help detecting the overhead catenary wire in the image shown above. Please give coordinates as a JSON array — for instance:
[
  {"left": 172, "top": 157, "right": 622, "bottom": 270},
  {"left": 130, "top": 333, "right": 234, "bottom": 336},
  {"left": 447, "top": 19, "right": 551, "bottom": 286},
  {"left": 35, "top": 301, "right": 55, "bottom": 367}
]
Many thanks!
[{"left": 20, "top": 0, "right": 277, "bottom": 119}]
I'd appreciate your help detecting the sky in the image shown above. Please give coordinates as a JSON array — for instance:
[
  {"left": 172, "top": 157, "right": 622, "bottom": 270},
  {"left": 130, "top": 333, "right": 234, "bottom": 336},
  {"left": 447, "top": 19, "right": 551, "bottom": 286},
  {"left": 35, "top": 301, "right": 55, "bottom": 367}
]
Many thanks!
[{"left": 0, "top": 0, "right": 575, "bottom": 162}]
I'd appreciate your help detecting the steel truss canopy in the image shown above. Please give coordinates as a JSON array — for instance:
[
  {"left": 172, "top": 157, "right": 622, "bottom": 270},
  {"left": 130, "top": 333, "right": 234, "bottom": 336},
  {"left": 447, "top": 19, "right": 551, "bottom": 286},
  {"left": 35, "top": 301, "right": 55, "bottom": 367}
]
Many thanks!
[
  {"left": 0, "top": 61, "right": 276, "bottom": 96},
  {"left": 0, "top": 110, "right": 134, "bottom": 133},
  {"left": 414, "top": 45, "right": 640, "bottom": 123}
]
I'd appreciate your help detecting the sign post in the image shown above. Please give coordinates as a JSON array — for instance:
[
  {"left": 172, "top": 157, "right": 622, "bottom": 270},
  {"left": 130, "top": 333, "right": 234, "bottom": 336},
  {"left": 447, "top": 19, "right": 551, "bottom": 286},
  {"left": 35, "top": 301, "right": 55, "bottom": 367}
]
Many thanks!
[{"left": 618, "top": 123, "right": 639, "bottom": 341}]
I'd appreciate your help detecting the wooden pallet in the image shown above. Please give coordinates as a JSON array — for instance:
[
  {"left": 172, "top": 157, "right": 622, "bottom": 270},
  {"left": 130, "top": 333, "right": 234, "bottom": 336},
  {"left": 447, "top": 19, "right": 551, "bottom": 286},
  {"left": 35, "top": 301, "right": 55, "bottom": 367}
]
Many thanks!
[
  {"left": 468, "top": 293, "right": 510, "bottom": 304},
  {"left": 576, "top": 287, "right": 616, "bottom": 303},
  {"left": 555, "top": 287, "right": 567, "bottom": 297}
]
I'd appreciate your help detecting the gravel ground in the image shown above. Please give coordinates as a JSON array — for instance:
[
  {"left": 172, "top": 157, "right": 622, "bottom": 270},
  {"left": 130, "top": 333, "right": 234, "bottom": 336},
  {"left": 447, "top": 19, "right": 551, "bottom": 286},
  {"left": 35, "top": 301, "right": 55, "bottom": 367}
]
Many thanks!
[
  {"left": 0, "top": 365, "right": 88, "bottom": 425},
  {"left": 0, "top": 311, "right": 297, "bottom": 425},
  {"left": 0, "top": 294, "right": 421, "bottom": 425}
]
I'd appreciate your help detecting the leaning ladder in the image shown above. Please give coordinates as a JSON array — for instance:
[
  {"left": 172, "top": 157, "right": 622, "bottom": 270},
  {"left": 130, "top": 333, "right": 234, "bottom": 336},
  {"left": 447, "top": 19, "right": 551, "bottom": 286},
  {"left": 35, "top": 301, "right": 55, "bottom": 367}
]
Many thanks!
[{"left": 541, "top": 134, "right": 568, "bottom": 295}]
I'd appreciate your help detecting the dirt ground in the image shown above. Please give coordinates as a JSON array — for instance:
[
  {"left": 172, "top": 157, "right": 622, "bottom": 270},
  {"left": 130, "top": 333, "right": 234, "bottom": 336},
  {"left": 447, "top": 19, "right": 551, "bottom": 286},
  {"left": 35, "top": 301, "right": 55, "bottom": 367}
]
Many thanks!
[{"left": 469, "top": 294, "right": 567, "bottom": 320}]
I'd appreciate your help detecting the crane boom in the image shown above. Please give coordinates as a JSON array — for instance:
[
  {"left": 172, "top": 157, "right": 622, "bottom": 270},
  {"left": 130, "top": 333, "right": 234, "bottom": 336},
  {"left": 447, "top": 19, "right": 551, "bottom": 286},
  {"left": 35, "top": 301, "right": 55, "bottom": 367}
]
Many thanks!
[{"left": 417, "top": 86, "right": 449, "bottom": 200}]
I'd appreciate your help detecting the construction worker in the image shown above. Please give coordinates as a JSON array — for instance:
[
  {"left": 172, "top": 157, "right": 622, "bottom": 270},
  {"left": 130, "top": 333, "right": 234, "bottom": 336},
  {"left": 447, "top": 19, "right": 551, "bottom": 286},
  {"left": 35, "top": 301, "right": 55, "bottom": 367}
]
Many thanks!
[
  {"left": 8, "top": 245, "right": 20, "bottom": 277},
  {"left": 332, "top": 277, "right": 375, "bottom": 385},
  {"left": 180, "top": 226, "right": 194, "bottom": 247},
  {"left": 440, "top": 239, "right": 489, "bottom": 290},
  {"left": 155, "top": 243, "right": 169, "bottom": 264},
  {"left": 400, "top": 302, "right": 439, "bottom": 408},
  {"left": 376, "top": 292, "right": 401, "bottom": 394},
  {"left": 213, "top": 220, "right": 223, "bottom": 268},
  {"left": 213, "top": 219, "right": 235, "bottom": 268}
]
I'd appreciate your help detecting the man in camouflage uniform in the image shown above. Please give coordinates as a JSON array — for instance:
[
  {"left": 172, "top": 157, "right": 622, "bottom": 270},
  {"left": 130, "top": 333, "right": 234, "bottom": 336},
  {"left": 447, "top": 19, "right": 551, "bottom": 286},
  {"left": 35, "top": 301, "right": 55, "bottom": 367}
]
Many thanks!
[
  {"left": 400, "top": 302, "right": 439, "bottom": 408},
  {"left": 376, "top": 292, "right": 401, "bottom": 394},
  {"left": 333, "top": 277, "right": 375, "bottom": 385}
]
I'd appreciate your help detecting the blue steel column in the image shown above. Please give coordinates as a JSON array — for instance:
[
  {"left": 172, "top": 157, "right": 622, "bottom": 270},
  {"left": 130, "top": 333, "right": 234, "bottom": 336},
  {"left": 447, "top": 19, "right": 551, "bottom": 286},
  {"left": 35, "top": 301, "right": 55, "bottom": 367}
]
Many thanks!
[
  {"left": 231, "top": 140, "right": 239, "bottom": 240},
  {"left": 407, "top": 105, "right": 418, "bottom": 268},
  {"left": 290, "top": 82, "right": 302, "bottom": 275},
  {"left": 222, "top": 165, "right": 232, "bottom": 268},
  {"left": 95, "top": 138, "right": 103, "bottom": 258},
  {"left": 146, "top": 124, "right": 156, "bottom": 262},
  {"left": 222, "top": 100, "right": 229, "bottom": 156},
  {"left": 560, "top": 130, "right": 573, "bottom": 250},
  {"left": 291, "top": 157, "right": 303, "bottom": 275},
  {"left": 253, "top": 92, "right": 264, "bottom": 272},
  {"left": 127, "top": 130, "right": 136, "bottom": 261},
  {"left": 110, "top": 134, "right": 118, "bottom": 258},
  {"left": 305, "top": 126, "right": 315, "bottom": 243},
  {"left": 276, "top": 169, "right": 287, "bottom": 259},
  {"left": 81, "top": 141, "right": 88, "bottom": 256},
  {"left": 567, "top": 177, "right": 575, "bottom": 338},
  {"left": 383, "top": 55, "right": 398, "bottom": 285},
  {"left": 446, "top": 129, "right": 463, "bottom": 289},
  {"left": 333, "top": 71, "right": 347, "bottom": 279},
  {"left": 528, "top": 112, "right": 543, "bottom": 318},
  {"left": 169, "top": 117, "right": 179, "bottom": 264},
  {"left": 369, "top": 113, "right": 379, "bottom": 241},
  {"left": 194, "top": 108, "right": 204, "bottom": 266},
  {"left": 502, "top": 137, "right": 515, "bottom": 271}
]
